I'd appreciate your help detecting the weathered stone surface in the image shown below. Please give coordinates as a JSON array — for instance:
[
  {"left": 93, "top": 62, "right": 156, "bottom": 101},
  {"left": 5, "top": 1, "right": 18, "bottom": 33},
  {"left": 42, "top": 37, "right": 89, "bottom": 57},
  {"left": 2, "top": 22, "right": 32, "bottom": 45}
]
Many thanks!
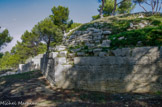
[
  {"left": 101, "top": 40, "right": 111, "bottom": 47},
  {"left": 95, "top": 40, "right": 100, "bottom": 44},
  {"left": 22, "top": 47, "right": 162, "bottom": 93},
  {"left": 139, "top": 23, "right": 145, "bottom": 28},
  {"left": 55, "top": 57, "right": 67, "bottom": 64},
  {"left": 74, "top": 57, "right": 127, "bottom": 65},
  {"left": 55, "top": 45, "right": 66, "bottom": 51},
  {"left": 19, "top": 64, "right": 24, "bottom": 71},
  {"left": 102, "top": 31, "right": 111, "bottom": 35},
  {"left": 68, "top": 53, "right": 75, "bottom": 58},
  {"left": 99, "top": 52, "right": 107, "bottom": 57},
  {"left": 77, "top": 52, "right": 85, "bottom": 56},
  {"left": 93, "top": 48, "right": 102, "bottom": 53},
  {"left": 112, "top": 49, "right": 122, "bottom": 56},
  {"left": 59, "top": 51, "right": 68, "bottom": 57},
  {"left": 49, "top": 52, "right": 58, "bottom": 58},
  {"left": 132, "top": 47, "right": 152, "bottom": 59},
  {"left": 70, "top": 48, "right": 81, "bottom": 53},
  {"left": 92, "top": 32, "right": 102, "bottom": 36}
]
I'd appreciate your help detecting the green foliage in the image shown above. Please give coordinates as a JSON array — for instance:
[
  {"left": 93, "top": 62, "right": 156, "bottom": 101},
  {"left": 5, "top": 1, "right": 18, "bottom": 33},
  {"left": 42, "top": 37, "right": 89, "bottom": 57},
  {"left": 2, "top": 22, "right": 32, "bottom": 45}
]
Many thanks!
[
  {"left": 93, "top": 0, "right": 136, "bottom": 20},
  {"left": 50, "top": 5, "right": 69, "bottom": 31},
  {"left": 0, "top": 53, "right": 3, "bottom": 58},
  {"left": 109, "top": 25, "right": 162, "bottom": 49},
  {"left": 102, "top": 0, "right": 114, "bottom": 16},
  {"left": 66, "top": 23, "right": 82, "bottom": 32},
  {"left": 92, "top": 15, "right": 100, "bottom": 20},
  {"left": 151, "top": 20, "right": 161, "bottom": 26},
  {"left": 0, "top": 29, "right": 12, "bottom": 49},
  {"left": 0, "top": 30, "right": 47, "bottom": 70},
  {"left": 0, "top": 5, "right": 70, "bottom": 70},
  {"left": 36, "top": 18, "right": 63, "bottom": 52},
  {"left": 77, "top": 23, "right": 94, "bottom": 31},
  {"left": 118, "top": 0, "right": 136, "bottom": 14}
]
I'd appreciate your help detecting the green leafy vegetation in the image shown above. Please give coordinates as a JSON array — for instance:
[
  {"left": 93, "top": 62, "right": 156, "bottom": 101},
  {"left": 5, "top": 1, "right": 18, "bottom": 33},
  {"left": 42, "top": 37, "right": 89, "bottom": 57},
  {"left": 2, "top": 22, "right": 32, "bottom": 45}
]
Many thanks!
[
  {"left": 0, "top": 5, "right": 71, "bottom": 71},
  {"left": 93, "top": 0, "right": 135, "bottom": 20},
  {"left": 66, "top": 23, "right": 82, "bottom": 32},
  {"left": 0, "top": 29, "right": 12, "bottom": 50},
  {"left": 109, "top": 25, "right": 162, "bottom": 49}
]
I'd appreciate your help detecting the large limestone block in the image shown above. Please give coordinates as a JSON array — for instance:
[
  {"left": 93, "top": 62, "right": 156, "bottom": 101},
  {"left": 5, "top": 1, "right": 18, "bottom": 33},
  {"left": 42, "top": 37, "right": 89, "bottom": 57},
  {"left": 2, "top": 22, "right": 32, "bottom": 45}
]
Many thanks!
[
  {"left": 135, "top": 56, "right": 151, "bottom": 65},
  {"left": 112, "top": 48, "right": 131, "bottom": 57},
  {"left": 74, "top": 57, "right": 127, "bottom": 66},
  {"left": 146, "top": 47, "right": 160, "bottom": 63},
  {"left": 101, "top": 40, "right": 111, "bottom": 47},
  {"left": 132, "top": 64, "right": 159, "bottom": 74},
  {"left": 77, "top": 52, "right": 85, "bottom": 56},
  {"left": 55, "top": 45, "right": 66, "bottom": 51},
  {"left": 132, "top": 47, "right": 152, "bottom": 59},
  {"left": 112, "top": 49, "right": 122, "bottom": 56},
  {"left": 49, "top": 52, "right": 59, "bottom": 58},
  {"left": 99, "top": 52, "right": 107, "bottom": 57},
  {"left": 124, "top": 73, "right": 158, "bottom": 83},
  {"left": 55, "top": 57, "right": 67, "bottom": 65},
  {"left": 59, "top": 51, "right": 68, "bottom": 57},
  {"left": 127, "top": 56, "right": 151, "bottom": 65},
  {"left": 34, "top": 54, "right": 44, "bottom": 59},
  {"left": 19, "top": 64, "right": 24, "bottom": 72}
]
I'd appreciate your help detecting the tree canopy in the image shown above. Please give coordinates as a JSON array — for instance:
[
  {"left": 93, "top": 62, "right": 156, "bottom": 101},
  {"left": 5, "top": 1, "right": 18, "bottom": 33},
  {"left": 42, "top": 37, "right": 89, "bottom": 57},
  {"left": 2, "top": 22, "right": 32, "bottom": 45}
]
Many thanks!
[
  {"left": 93, "top": 0, "right": 135, "bottom": 20},
  {"left": 0, "top": 28, "right": 12, "bottom": 50},
  {"left": 35, "top": 18, "right": 63, "bottom": 53}
]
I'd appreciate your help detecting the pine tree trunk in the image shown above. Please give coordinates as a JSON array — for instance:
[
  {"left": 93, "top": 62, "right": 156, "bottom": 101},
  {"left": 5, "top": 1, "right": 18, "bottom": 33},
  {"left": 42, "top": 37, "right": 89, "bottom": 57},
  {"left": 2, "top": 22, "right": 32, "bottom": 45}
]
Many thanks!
[
  {"left": 112, "top": 0, "right": 117, "bottom": 16},
  {"left": 46, "top": 37, "right": 51, "bottom": 55},
  {"left": 100, "top": 0, "right": 104, "bottom": 18}
]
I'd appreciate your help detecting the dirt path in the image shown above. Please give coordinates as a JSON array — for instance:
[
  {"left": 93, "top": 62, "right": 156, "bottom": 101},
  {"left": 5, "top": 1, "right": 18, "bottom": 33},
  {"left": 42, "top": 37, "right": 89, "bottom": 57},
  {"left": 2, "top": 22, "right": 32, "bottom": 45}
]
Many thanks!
[{"left": 0, "top": 71, "right": 162, "bottom": 107}]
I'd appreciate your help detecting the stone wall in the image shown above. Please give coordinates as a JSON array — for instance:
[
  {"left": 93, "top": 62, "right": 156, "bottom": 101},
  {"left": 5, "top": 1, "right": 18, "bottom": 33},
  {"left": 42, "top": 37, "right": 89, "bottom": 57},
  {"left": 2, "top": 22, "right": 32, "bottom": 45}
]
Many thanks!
[
  {"left": 41, "top": 46, "right": 162, "bottom": 93},
  {"left": 19, "top": 54, "right": 44, "bottom": 73}
]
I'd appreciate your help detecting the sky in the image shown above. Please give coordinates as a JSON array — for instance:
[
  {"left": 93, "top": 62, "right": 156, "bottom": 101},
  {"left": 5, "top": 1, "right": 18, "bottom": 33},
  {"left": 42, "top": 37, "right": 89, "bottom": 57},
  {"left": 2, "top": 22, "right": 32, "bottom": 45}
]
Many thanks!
[{"left": 0, "top": 0, "right": 161, "bottom": 52}]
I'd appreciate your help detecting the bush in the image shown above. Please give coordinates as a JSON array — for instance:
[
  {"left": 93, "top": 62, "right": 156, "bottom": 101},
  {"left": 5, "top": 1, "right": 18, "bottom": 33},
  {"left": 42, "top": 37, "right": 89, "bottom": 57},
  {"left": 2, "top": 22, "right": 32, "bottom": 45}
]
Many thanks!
[
  {"left": 108, "top": 25, "right": 162, "bottom": 49},
  {"left": 92, "top": 15, "right": 100, "bottom": 20}
]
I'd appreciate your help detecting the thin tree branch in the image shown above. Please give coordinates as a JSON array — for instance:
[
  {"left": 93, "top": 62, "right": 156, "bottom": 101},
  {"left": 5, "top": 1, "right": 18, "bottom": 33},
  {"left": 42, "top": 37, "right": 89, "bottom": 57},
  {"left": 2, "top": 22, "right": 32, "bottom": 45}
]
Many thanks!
[
  {"left": 156, "top": 0, "right": 159, "bottom": 12},
  {"left": 144, "top": 1, "right": 151, "bottom": 5},
  {"left": 159, "top": 1, "right": 162, "bottom": 12},
  {"left": 139, "top": 3, "right": 148, "bottom": 12},
  {"left": 117, "top": 0, "right": 127, "bottom": 6}
]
